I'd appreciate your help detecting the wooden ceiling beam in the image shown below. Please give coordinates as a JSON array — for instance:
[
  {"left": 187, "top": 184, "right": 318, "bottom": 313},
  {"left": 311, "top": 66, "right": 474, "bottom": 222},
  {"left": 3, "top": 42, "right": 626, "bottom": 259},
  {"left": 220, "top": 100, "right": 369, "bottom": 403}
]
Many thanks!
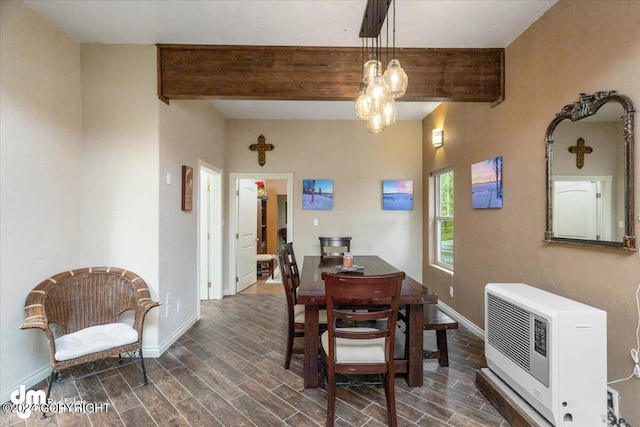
[{"left": 157, "top": 44, "right": 504, "bottom": 105}]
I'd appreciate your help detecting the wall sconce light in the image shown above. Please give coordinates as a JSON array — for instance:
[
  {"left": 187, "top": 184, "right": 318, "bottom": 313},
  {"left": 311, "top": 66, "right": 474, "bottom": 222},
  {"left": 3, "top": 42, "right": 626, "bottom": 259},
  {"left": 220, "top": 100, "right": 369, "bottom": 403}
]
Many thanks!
[{"left": 432, "top": 128, "right": 443, "bottom": 147}]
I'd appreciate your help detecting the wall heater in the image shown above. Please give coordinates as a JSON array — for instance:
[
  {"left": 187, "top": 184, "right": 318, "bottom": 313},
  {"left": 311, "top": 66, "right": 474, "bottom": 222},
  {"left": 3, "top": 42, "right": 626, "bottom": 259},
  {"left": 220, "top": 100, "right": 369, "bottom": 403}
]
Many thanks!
[{"left": 485, "top": 283, "right": 607, "bottom": 426}]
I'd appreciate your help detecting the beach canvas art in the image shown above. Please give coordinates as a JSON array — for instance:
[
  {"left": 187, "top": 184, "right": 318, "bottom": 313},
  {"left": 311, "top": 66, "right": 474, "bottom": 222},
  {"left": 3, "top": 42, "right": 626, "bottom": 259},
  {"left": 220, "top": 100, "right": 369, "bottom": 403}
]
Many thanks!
[
  {"left": 302, "top": 179, "right": 333, "bottom": 210},
  {"left": 472, "top": 156, "right": 503, "bottom": 208},
  {"left": 383, "top": 180, "right": 414, "bottom": 210}
]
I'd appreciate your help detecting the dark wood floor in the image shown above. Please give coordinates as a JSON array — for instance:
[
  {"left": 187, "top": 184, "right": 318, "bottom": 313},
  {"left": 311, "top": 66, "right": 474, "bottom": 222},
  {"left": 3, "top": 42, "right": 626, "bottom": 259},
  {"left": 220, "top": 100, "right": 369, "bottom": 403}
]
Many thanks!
[{"left": 1, "top": 292, "right": 509, "bottom": 426}]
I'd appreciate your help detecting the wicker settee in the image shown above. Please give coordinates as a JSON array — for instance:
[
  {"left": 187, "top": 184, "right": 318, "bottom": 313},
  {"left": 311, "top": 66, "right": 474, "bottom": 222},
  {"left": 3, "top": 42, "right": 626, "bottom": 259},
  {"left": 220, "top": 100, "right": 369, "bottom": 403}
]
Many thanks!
[{"left": 20, "top": 267, "right": 159, "bottom": 406}]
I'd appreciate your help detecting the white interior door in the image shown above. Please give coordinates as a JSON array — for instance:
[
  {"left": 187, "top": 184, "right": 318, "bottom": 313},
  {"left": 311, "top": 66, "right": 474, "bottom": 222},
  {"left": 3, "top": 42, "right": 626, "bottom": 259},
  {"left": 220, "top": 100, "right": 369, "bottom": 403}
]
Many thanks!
[
  {"left": 236, "top": 179, "right": 257, "bottom": 292},
  {"left": 199, "top": 170, "right": 211, "bottom": 299},
  {"left": 198, "top": 164, "right": 222, "bottom": 300},
  {"left": 553, "top": 180, "right": 598, "bottom": 239}
]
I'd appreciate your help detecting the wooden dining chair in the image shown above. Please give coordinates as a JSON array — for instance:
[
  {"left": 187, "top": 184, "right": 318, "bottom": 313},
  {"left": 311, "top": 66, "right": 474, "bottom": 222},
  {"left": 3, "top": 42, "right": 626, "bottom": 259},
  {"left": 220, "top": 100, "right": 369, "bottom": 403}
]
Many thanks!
[
  {"left": 282, "top": 242, "right": 300, "bottom": 286},
  {"left": 319, "top": 236, "right": 352, "bottom": 258},
  {"left": 320, "top": 271, "right": 405, "bottom": 427},
  {"left": 277, "top": 247, "right": 327, "bottom": 369}
]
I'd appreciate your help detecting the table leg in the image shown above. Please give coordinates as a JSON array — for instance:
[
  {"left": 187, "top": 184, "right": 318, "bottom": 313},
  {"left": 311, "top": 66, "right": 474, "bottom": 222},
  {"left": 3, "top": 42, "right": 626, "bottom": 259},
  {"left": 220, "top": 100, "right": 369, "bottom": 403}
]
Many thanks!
[
  {"left": 303, "top": 305, "right": 319, "bottom": 388},
  {"left": 405, "top": 303, "right": 424, "bottom": 387}
]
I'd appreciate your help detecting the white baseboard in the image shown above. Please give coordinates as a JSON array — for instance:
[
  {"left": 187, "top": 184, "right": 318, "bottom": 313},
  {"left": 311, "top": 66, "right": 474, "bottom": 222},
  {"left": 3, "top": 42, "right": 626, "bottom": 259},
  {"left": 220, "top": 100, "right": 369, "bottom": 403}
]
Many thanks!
[
  {"left": 1, "top": 365, "right": 50, "bottom": 405},
  {"left": 2, "top": 313, "right": 198, "bottom": 404},
  {"left": 435, "top": 300, "right": 485, "bottom": 339},
  {"left": 151, "top": 313, "right": 199, "bottom": 357}
]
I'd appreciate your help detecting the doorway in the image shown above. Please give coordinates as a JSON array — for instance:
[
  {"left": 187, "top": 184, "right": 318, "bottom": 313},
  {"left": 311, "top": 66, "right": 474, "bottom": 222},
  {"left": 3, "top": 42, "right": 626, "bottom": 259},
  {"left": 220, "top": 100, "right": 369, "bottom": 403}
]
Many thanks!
[
  {"left": 229, "top": 173, "right": 293, "bottom": 295},
  {"left": 198, "top": 162, "right": 222, "bottom": 302}
]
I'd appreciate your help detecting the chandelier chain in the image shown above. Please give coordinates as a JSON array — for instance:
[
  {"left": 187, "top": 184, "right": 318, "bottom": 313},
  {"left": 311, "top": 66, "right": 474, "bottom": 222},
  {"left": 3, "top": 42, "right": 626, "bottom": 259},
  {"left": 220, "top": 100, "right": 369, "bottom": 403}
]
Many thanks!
[{"left": 392, "top": 0, "right": 396, "bottom": 59}]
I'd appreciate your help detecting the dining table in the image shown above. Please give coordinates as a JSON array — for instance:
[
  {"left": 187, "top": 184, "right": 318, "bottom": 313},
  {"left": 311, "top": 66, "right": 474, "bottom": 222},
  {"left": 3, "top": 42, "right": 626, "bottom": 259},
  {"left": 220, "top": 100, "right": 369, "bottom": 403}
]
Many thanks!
[{"left": 297, "top": 255, "right": 438, "bottom": 388}]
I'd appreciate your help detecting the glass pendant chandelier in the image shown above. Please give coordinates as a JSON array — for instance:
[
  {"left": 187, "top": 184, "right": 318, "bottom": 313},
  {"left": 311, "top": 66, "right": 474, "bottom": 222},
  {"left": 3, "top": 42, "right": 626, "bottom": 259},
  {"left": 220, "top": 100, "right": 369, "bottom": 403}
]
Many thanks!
[
  {"left": 355, "top": 38, "right": 372, "bottom": 119},
  {"left": 363, "top": 55, "right": 381, "bottom": 85},
  {"left": 355, "top": 82, "right": 371, "bottom": 119},
  {"left": 382, "top": 0, "right": 408, "bottom": 99},
  {"left": 381, "top": 98, "right": 397, "bottom": 126},
  {"left": 366, "top": 74, "right": 388, "bottom": 113},
  {"left": 355, "top": 0, "right": 407, "bottom": 133},
  {"left": 367, "top": 110, "right": 385, "bottom": 133},
  {"left": 383, "top": 58, "right": 408, "bottom": 98}
]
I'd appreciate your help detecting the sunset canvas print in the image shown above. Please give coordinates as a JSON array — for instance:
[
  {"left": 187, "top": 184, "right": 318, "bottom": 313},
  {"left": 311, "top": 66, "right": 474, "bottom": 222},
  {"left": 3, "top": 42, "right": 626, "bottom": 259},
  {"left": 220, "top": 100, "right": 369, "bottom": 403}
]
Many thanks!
[
  {"left": 382, "top": 180, "right": 414, "bottom": 210},
  {"left": 472, "top": 156, "right": 503, "bottom": 208}
]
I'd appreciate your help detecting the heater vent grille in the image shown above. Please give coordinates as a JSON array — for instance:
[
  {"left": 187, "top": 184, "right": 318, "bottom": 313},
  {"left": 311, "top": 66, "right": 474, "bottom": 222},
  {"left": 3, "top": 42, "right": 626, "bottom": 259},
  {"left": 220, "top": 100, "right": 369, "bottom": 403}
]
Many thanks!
[{"left": 487, "top": 293, "right": 531, "bottom": 373}]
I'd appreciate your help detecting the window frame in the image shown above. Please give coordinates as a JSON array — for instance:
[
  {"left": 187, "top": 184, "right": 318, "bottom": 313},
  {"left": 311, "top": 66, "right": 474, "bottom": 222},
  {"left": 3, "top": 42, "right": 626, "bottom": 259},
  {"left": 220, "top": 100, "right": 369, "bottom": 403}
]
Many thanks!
[{"left": 434, "top": 168, "right": 454, "bottom": 270}]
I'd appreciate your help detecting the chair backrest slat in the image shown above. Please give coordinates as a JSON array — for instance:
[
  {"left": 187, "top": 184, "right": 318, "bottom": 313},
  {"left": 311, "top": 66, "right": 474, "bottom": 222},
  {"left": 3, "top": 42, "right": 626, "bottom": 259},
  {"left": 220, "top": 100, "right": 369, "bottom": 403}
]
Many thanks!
[
  {"left": 277, "top": 248, "right": 298, "bottom": 320},
  {"left": 282, "top": 242, "right": 300, "bottom": 289}
]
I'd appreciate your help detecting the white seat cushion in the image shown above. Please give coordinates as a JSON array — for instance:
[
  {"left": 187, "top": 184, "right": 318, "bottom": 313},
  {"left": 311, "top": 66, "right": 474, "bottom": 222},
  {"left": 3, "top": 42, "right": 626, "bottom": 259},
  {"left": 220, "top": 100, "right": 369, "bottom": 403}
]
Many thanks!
[
  {"left": 294, "top": 304, "right": 327, "bottom": 324},
  {"left": 55, "top": 323, "right": 138, "bottom": 362},
  {"left": 256, "top": 254, "right": 274, "bottom": 261},
  {"left": 321, "top": 327, "right": 386, "bottom": 363}
]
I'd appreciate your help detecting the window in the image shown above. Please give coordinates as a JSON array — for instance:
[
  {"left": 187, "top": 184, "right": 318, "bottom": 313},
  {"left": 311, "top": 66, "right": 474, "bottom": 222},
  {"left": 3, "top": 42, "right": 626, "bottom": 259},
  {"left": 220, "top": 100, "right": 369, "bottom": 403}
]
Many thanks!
[{"left": 435, "top": 169, "right": 454, "bottom": 269}]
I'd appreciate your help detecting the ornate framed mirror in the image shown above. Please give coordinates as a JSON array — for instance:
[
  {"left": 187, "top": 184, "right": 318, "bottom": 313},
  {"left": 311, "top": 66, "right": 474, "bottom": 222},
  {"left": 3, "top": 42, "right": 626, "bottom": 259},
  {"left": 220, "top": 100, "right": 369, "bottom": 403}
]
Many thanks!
[{"left": 545, "top": 91, "right": 636, "bottom": 250}]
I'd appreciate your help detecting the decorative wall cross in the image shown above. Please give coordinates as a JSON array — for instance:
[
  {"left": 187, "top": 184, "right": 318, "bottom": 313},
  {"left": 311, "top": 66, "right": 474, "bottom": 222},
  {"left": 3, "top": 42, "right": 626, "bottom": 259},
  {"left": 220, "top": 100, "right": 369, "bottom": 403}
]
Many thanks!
[
  {"left": 249, "top": 135, "right": 274, "bottom": 167},
  {"left": 568, "top": 137, "right": 593, "bottom": 169}
]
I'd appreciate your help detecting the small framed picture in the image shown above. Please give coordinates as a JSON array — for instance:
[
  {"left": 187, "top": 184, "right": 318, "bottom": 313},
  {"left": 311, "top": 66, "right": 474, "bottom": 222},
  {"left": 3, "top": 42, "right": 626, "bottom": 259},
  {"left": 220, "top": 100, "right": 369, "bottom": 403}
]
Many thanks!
[
  {"left": 383, "top": 180, "right": 414, "bottom": 210},
  {"left": 302, "top": 179, "right": 333, "bottom": 210},
  {"left": 472, "top": 156, "right": 503, "bottom": 209},
  {"left": 182, "top": 165, "right": 193, "bottom": 211}
]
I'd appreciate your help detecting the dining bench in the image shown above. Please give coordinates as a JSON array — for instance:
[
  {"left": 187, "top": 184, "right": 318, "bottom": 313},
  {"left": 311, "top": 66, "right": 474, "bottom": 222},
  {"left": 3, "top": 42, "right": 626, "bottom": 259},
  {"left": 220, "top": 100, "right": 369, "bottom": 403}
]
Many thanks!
[
  {"left": 398, "top": 304, "right": 459, "bottom": 367},
  {"left": 421, "top": 305, "right": 459, "bottom": 367}
]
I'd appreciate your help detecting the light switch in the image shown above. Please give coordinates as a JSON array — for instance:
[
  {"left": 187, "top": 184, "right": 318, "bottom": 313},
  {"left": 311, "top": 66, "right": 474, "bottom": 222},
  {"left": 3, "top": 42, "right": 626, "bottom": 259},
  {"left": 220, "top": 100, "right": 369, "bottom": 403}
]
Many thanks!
[
  {"left": 166, "top": 172, "right": 171, "bottom": 185},
  {"left": 313, "top": 219, "right": 318, "bottom": 226}
]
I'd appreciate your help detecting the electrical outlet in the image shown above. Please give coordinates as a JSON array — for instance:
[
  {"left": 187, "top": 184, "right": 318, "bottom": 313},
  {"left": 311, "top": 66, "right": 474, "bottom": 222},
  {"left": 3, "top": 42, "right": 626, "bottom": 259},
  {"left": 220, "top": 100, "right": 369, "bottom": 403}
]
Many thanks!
[
  {"left": 607, "top": 386, "right": 620, "bottom": 420},
  {"left": 176, "top": 300, "right": 181, "bottom": 313},
  {"left": 449, "top": 286, "right": 454, "bottom": 298}
]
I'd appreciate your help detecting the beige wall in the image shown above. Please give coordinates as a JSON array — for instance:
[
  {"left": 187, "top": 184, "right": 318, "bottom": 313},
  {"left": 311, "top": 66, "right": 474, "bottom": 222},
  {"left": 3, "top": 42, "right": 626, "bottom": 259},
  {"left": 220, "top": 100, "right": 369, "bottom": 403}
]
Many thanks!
[
  {"left": 159, "top": 100, "right": 226, "bottom": 342},
  {"left": 226, "top": 120, "right": 424, "bottom": 282},
  {"left": 80, "top": 44, "right": 161, "bottom": 347},
  {"left": 423, "top": 1, "right": 640, "bottom": 422},
  {"left": 0, "top": 0, "right": 82, "bottom": 402}
]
